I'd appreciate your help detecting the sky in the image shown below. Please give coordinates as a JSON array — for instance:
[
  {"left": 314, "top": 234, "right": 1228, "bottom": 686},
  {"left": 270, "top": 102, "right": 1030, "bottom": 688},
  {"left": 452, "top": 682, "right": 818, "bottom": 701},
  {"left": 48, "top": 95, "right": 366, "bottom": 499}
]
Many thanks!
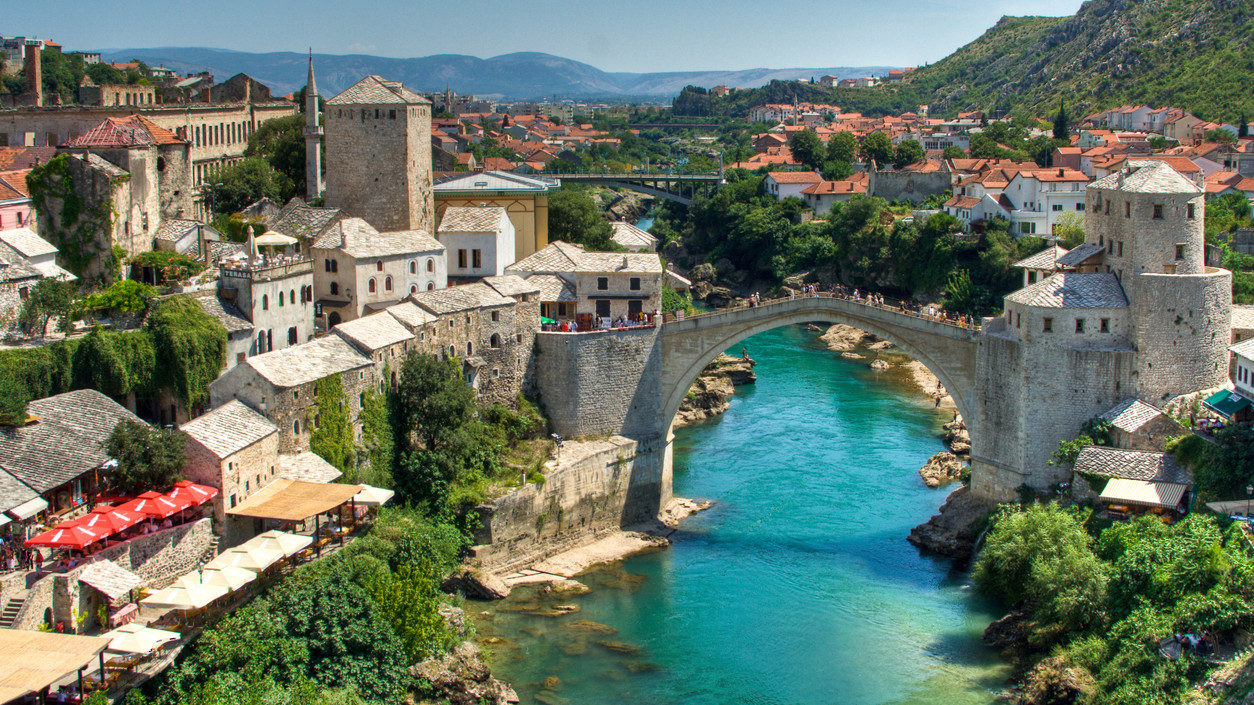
[{"left": 11, "top": 0, "right": 1086, "bottom": 73}]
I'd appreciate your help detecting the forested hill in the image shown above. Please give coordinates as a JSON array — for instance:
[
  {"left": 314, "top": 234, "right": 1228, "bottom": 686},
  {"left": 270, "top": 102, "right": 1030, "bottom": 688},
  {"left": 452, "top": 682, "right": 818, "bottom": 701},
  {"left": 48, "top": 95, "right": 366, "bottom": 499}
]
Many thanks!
[{"left": 675, "top": 0, "right": 1254, "bottom": 122}]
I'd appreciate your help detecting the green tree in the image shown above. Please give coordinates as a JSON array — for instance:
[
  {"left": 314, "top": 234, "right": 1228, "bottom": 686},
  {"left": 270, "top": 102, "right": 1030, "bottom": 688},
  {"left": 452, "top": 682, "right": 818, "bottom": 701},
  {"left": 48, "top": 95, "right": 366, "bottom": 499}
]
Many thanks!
[
  {"left": 1053, "top": 99, "right": 1070, "bottom": 140},
  {"left": 861, "top": 131, "right": 894, "bottom": 166},
  {"left": 146, "top": 296, "right": 227, "bottom": 407},
  {"left": 1053, "top": 211, "right": 1086, "bottom": 248},
  {"left": 892, "top": 139, "right": 925, "bottom": 169},
  {"left": 395, "top": 354, "right": 476, "bottom": 452},
  {"left": 547, "top": 187, "right": 620, "bottom": 251},
  {"left": 104, "top": 420, "right": 186, "bottom": 494},
  {"left": 942, "top": 145, "right": 967, "bottom": 160},
  {"left": 357, "top": 389, "right": 395, "bottom": 487},
  {"left": 1205, "top": 128, "right": 1237, "bottom": 144},
  {"left": 367, "top": 562, "right": 454, "bottom": 661},
  {"left": 245, "top": 114, "right": 307, "bottom": 201},
  {"left": 82, "top": 279, "right": 155, "bottom": 315},
  {"left": 1240, "top": 113, "right": 1249, "bottom": 139},
  {"left": 205, "top": 158, "right": 295, "bottom": 216},
  {"left": 820, "top": 159, "right": 853, "bottom": 181},
  {"left": 787, "top": 129, "right": 824, "bottom": 170},
  {"left": 0, "top": 373, "right": 29, "bottom": 427},
  {"left": 826, "top": 131, "right": 858, "bottom": 164},
  {"left": 18, "top": 277, "right": 77, "bottom": 337}
]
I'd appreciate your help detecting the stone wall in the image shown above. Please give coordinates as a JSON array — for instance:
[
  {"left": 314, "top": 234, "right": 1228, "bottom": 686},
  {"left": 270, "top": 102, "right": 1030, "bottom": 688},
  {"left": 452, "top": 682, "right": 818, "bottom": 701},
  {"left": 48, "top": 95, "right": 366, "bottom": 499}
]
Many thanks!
[
  {"left": 533, "top": 327, "right": 662, "bottom": 439},
  {"left": 471, "top": 435, "right": 669, "bottom": 574},
  {"left": 1132, "top": 269, "right": 1231, "bottom": 403},
  {"left": 868, "top": 161, "right": 952, "bottom": 203},
  {"left": 325, "top": 101, "right": 433, "bottom": 233}
]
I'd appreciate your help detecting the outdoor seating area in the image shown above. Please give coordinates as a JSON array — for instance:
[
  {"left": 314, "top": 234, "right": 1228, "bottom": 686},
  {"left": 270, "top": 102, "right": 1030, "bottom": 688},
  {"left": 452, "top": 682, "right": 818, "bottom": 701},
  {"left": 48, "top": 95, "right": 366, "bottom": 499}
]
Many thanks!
[
  {"left": 21, "top": 481, "right": 219, "bottom": 575},
  {"left": 1099, "top": 478, "right": 1190, "bottom": 522},
  {"left": 0, "top": 628, "right": 112, "bottom": 704}
]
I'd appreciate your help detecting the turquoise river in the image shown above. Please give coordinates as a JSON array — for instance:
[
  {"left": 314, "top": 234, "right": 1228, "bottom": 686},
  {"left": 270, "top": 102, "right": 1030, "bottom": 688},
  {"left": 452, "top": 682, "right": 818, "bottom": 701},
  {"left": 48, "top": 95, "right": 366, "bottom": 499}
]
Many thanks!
[{"left": 476, "top": 325, "right": 1009, "bottom": 705}]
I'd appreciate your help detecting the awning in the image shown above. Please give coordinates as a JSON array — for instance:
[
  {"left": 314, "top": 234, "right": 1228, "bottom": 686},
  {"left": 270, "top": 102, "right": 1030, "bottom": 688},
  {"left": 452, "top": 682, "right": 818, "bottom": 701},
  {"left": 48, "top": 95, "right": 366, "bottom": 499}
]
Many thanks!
[
  {"left": 225, "top": 478, "right": 362, "bottom": 522},
  {"left": 1203, "top": 388, "right": 1253, "bottom": 419},
  {"left": 78, "top": 560, "right": 143, "bottom": 600},
  {"left": 353, "top": 485, "right": 395, "bottom": 506},
  {"left": 7, "top": 496, "right": 48, "bottom": 520},
  {"left": 100, "top": 623, "right": 180, "bottom": 655},
  {"left": 0, "top": 629, "right": 112, "bottom": 703},
  {"left": 1100, "top": 478, "right": 1189, "bottom": 508}
]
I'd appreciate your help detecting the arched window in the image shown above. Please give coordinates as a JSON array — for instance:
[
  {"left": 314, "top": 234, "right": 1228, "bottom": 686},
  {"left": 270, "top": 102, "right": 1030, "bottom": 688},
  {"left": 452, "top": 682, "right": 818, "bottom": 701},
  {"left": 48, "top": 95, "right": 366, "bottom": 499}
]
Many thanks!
[
  {"left": 410, "top": 285, "right": 417, "bottom": 294},
  {"left": 368, "top": 278, "right": 377, "bottom": 293},
  {"left": 410, "top": 261, "right": 417, "bottom": 274},
  {"left": 262, "top": 294, "right": 268, "bottom": 310},
  {"left": 328, "top": 311, "right": 342, "bottom": 327},
  {"left": 289, "top": 289, "right": 295, "bottom": 305},
  {"left": 288, "top": 327, "right": 297, "bottom": 345},
  {"left": 330, "top": 281, "right": 339, "bottom": 295},
  {"left": 428, "top": 282, "right": 435, "bottom": 290},
  {"left": 490, "top": 333, "right": 501, "bottom": 349},
  {"left": 385, "top": 276, "right": 393, "bottom": 292},
  {"left": 376, "top": 260, "right": 383, "bottom": 272},
  {"left": 293, "top": 419, "right": 300, "bottom": 434},
  {"left": 278, "top": 293, "right": 283, "bottom": 307},
  {"left": 426, "top": 258, "right": 434, "bottom": 272},
  {"left": 257, "top": 331, "right": 266, "bottom": 353},
  {"left": 466, "top": 342, "right": 473, "bottom": 356},
  {"left": 267, "top": 330, "right": 273, "bottom": 351},
  {"left": 449, "top": 345, "right": 456, "bottom": 357}
]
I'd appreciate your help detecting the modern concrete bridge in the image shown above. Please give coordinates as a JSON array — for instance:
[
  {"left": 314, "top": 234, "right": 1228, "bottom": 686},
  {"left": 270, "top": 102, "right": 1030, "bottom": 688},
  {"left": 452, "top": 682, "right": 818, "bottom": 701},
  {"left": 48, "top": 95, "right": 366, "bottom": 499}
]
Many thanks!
[{"left": 548, "top": 172, "right": 723, "bottom": 205}]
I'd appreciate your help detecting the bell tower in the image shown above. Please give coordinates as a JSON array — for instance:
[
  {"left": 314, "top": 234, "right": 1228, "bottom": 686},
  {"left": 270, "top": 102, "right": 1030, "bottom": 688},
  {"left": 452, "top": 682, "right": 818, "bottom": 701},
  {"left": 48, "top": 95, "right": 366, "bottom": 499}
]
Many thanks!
[{"left": 303, "top": 51, "right": 324, "bottom": 202}]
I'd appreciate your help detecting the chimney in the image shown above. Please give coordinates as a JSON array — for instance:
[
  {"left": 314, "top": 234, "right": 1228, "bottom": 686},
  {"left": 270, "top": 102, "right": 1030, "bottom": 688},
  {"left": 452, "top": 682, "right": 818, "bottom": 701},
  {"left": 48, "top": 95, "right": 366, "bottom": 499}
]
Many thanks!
[
  {"left": 1058, "top": 167, "right": 1064, "bottom": 177},
  {"left": 24, "top": 41, "right": 42, "bottom": 107}
]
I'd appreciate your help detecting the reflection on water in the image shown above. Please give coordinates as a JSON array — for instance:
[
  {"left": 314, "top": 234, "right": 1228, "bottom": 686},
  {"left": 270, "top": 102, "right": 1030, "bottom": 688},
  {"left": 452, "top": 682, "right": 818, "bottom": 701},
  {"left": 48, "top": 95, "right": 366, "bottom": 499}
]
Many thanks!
[{"left": 475, "top": 326, "right": 1008, "bottom": 705}]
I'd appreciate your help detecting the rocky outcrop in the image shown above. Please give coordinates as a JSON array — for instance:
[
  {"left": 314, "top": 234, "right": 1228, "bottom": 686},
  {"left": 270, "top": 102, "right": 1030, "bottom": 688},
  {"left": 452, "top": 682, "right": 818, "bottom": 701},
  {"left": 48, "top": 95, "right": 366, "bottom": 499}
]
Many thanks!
[
  {"left": 675, "top": 354, "right": 757, "bottom": 427},
  {"left": 918, "top": 452, "right": 965, "bottom": 488},
  {"left": 869, "top": 359, "right": 890, "bottom": 371},
  {"left": 907, "top": 485, "right": 992, "bottom": 566},
  {"left": 605, "top": 192, "right": 650, "bottom": 222},
  {"left": 983, "top": 609, "right": 1033, "bottom": 662},
  {"left": 943, "top": 416, "right": 970, "bottom": 457},
  {"left": 444, "top": 570, "right": 511, "bottom": 600},
  {"left": 412, "top": 641, "right": 519, "bottom": 705},
  {"left": 819, "top": 324, "right": 876, "bottom": 352}
]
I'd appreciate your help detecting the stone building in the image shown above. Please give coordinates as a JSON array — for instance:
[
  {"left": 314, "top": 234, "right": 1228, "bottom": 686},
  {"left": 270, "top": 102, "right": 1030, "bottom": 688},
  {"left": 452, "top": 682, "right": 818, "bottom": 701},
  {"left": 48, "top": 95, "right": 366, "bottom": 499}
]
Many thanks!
[
  {"left": 437, "top": 206, "right": 515, "bottom": 279},
  {"left": 1097, "top": 398, "right": 1182, "bottom": 452},
  {"left": 208, "top": 334, "right": 375, "bottom": 454},
  {"left": 434, "top": 171, "right": 554, "bottom": 261},
  {"left": 331, "top": 312, "right": 416, "bottom": 388},
  {"left": 506, "top": 240, "right": 663, "bottom": 323},
  {"left": 325, "top": 75, "right": 433, "bottom": 233},
  {"left": 264, "top": 197, "right": 343, "bottom": 253},
  {"left": 180, "top": 400, "right": 281, "bottom": 546},
  {"left": 216, "top": 255, "right": 316, "bottom": 356},
  {"left": 311, "top": 216, "right": 446, "bottom": 325},
  {"left": 972, "top": 160, "right": 1232, "bottom": 500},
  {"left": 77, "top": 81, "right": 157, "bottom": 107},
  {"left": 303, "top": 56, "right": 324, "bottom": 201}
]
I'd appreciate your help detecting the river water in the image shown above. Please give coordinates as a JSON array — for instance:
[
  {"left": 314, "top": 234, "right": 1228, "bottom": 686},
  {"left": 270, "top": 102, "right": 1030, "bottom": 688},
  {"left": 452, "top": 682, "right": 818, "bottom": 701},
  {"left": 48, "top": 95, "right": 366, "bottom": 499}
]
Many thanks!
[{"left": 476, "top": 325, "right": 1007, "bottom": 705}]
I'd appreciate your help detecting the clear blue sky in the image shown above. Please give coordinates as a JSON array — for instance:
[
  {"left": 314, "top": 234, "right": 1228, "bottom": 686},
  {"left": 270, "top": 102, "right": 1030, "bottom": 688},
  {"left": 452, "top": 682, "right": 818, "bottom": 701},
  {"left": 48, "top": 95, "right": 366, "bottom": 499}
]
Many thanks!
[{"left": 13, "top": 0, "right": 1085, "bottom": 73}]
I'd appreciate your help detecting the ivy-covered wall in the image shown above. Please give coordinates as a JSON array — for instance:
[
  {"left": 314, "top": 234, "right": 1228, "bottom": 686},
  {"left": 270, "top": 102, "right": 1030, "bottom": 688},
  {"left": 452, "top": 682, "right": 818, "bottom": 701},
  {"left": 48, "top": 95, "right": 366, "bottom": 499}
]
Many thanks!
[{"left": 26, "top": 153, "right": 126, "bottom": 280}]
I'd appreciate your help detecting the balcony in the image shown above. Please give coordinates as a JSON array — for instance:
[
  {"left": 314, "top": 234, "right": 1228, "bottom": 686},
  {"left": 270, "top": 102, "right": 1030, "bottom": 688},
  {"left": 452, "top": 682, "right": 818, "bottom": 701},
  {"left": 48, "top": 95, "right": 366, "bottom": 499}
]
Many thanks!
[{"left": 221, "top": 255, "right": 313, "bottom": 281}]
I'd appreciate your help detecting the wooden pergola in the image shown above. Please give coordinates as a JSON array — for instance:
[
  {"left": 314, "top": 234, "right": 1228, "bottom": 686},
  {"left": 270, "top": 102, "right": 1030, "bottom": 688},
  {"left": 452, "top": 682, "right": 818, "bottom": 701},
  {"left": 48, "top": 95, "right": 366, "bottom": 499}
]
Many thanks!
[
  {"left": 0, "top": 628, "right": 111, "bottom": 703},
  {"left": 226, "top": 479, "right": 362, "bottom": 555}
]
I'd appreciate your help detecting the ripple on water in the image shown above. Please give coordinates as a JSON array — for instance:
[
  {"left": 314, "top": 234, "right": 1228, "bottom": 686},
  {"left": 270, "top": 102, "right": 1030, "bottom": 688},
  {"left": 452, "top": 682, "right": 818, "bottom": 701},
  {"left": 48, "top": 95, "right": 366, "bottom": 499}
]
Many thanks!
[{"left": 478, "top": 326, "right": 1008, "bottom": 705}]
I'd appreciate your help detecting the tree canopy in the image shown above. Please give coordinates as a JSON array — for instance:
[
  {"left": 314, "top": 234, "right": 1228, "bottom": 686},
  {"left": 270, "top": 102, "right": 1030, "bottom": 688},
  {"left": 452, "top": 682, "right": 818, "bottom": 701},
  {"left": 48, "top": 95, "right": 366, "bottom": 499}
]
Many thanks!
[
  {"left": 546, "top": 187, "right": 621, "bottom": 251},
  {"left": 105, "top": 420, "right": 186, "bottom": 494}
]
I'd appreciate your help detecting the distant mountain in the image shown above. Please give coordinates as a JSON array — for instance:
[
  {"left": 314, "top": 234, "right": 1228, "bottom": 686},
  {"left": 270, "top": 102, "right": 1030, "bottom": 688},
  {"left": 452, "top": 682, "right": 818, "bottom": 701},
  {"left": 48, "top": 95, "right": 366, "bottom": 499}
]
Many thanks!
[
  {"left": 94, "top": 46, "right": 897, "bottom": 101},
  {"left": 900, "top": 0, "right": 1254, "bottom": 121}
]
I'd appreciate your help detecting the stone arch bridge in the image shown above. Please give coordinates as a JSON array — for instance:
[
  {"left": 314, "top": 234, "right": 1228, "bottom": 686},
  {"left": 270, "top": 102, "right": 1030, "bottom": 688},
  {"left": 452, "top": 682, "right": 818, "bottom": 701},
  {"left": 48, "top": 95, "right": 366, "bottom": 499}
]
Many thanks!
[{"left": 548, "top": 172, "right": 723, "bottom": 205}]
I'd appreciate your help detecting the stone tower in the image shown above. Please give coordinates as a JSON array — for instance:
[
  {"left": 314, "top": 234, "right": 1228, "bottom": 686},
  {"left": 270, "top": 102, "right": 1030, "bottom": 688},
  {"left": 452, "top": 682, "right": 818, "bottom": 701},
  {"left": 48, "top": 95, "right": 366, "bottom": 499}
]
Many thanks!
[
  {"left": 324, "top": 75, "right": 434, "bottom": 234},
  {"left": 969, "top": 160, "right": 1231, "bottom": 501},
  {"left": 302, "top": 51, "right": 324, "bottom": 202}
]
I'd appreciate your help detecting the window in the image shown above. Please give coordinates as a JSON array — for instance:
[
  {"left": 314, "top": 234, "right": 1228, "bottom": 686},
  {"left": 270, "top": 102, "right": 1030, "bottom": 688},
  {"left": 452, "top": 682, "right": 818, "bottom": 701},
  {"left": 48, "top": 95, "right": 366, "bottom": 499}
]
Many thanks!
[
  {"left": 325, "top": 259, "right": 332, "bottom": 272},
  {"left": 368, "top": 278, "right": 376, "bottom": 293},
  {"left": 376, "top": 260, "right": 383, "bottom": 271},
  {"left": 427, "top": 258, "right": 434, "bottom": 272},
  {"left": 449, "top": 345, "right": 456, "bottom": 357},
  {"left": 1117, "top": 241, "right": 1123, "bottom": 257},
  {"left": 410, "top": 261, "right": 417, "bottom": 274},
  {"left": 1043, "top": 317, "right": 1053, "bottom": 333},
  {"left": 491, "top": 311, "right": 500, "bottom": 322},
  {"left": 1125, "top": 202, "right": 1130, "bottom": 218},
  {"left": 1187, "top": 203, "right": 1196, "bottom": 219},
  {"left": 389, "top": 109, "right": 396, "bottom": 119},
  {"left": 630, "top": 277, "right": 641, "bottom": 291},
  {"left": 1027, "top": 271, "right": 1037, "bottom": 284},
  {"left": 467, "top": 342, "right": 473, "bottom": 355},
  {"left": 1153, "top": 204, "right": 1164, "bottom": 219},
  {"left": 428, "top": 282, "right": 435, "bottom": 290},
  {"left": 1076, "top": 203, "right": 1085, "bottom": 211},
  {"left": 490, "top": 333, "right": 501, "bottom": 348},
  {"left": 1015, "top": 313, "right": 1021, "bottom": 328},
  {"left": 1175, "top": 244, "right": 1185, "bottom": 261},
  {"left": 1019, "top": 221, "right": 1034, "bottom": 234},
  {"left": 1105, "top": 201, "right": 1110, "bottom": 215},
  {"left": 458, "top": 249, "right": 468, "bottom": 268},
  {"left": 595, "top": 299, "right": 611, "bottom": 317},
  {"left": 230, "top": 494, "right": 236, "bottom": 509},
  {"left": 288, "top": 326, "right": 297, "bottom": 345},
  {"left": 1100, "top": 318, "right": 1109, "bottom": 333},
  {"left": 293, "top": 420, "right": 300, "bottom": 434},
  {"left": 1052, "top": 204, "right": 1062, "bottom": 212},
  {"left": 331, "top": 259, "right": 338, "bottom": 273},
  {"left": 1075, "top": 318, "right": 1085, "bottom": 333},
  {"left": 278, "top": 292, "right": 283, "bottom": 307},
  {"left": 330, "top": 281, "right": 339, "bottom": 295},
  {"left": 385, "top": 276, "right": 393, "bottom": 292},
  {"left": 262, "top": 294, "right": 268, "bottom": 310},
  {"left": 290, "top": 290, "right": 296, "bottom": 305},
  {"left": 410, "top": 285, "right": 417, "bottom": 294},
  {"left": 597, "top": 277, "right": 608, "bottom": 290},
  {"left": 472, "top": 249, "right": 482, "bottom": 269}
]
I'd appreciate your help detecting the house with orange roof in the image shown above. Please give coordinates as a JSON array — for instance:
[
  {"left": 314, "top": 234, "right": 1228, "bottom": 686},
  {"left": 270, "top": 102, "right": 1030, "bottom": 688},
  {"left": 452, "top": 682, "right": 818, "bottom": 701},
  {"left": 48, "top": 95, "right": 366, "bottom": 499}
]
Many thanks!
[
  {"left": 1001, "top": 167, "right": 1091, "bottom": 235},
  {"left": 764, "top": 170, "right": 823, "bottom": 201},
  {"left": 801, "top": 173, "right": 869, "bottom": 212},
  {"left": 0, "top": 169, "right": 32, "bottom": 231}
]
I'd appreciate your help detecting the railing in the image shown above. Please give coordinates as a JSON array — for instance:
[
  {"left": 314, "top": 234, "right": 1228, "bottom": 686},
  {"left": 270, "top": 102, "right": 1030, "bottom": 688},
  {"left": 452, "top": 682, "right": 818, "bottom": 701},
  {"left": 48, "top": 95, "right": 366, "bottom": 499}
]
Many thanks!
[
  {"left": 220, "top": 257, "right": 313, "bottom": 280},
  {"left": 661, "top": 290, "right": 982, "bottom": 331}
]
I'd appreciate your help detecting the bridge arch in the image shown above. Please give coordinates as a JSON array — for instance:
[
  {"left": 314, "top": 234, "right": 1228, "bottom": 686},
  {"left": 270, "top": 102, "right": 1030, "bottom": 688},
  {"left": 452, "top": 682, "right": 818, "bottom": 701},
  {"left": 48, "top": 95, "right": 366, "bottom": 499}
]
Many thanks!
[{"left": 658, "top": 298, "right": 980, "bottom": 444}]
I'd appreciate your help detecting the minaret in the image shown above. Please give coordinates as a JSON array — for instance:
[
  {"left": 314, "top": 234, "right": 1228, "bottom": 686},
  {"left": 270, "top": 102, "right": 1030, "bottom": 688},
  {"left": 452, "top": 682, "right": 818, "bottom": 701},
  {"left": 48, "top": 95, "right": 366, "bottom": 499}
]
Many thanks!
[{"left": 303, "top": 50, "right": 324, "bottom": 202}]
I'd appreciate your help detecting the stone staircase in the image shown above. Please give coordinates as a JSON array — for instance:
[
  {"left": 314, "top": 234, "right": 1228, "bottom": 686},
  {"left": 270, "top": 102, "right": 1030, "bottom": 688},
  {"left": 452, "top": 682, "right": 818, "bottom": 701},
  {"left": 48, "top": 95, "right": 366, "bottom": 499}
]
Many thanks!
[
  {"left": 196, "top": 536, "right": 220, "bottom": 568},
  {"left": 0, "top": 595, "right": 26, "bottom": 628}
]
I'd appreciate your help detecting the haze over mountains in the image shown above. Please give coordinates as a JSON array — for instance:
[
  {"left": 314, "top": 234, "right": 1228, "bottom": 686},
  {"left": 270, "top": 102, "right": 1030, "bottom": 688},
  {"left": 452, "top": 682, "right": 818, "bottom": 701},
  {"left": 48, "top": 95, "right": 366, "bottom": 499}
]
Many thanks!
[{"left": 94, "top": 47, "right": 897, "bottom": 101}]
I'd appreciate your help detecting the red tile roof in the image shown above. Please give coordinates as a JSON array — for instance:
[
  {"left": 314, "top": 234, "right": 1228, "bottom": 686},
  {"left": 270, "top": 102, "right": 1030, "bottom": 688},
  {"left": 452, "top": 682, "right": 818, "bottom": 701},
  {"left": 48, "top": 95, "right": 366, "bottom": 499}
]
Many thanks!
[
  {"left": 766, "top": 170, "right": 823, "bottom": 184},
  {"left": 63, "top": 115, "right": 186, "bottom": 148},
  {"left": 0, "top": 146, "right": 56, "bottom": 171},
  {"left": 0, "top": 170, "right": 31, "bottom": 199}
]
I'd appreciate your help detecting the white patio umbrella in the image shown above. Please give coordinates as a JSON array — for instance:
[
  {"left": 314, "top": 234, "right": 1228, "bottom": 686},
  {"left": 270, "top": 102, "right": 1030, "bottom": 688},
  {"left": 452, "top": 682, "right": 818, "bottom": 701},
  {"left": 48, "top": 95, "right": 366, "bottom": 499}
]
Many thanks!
[
  {"left": 245, "top": 530, "right": 313, "bottom": 557},
  {"left": 100, "top": 622, "right": 181, "bottom": 654},
  {"left": 254, "top": 231, "right": 298, "bottom": 248},
  {"left": 140, "top": 577, "right": 228, "bottom": 610},
  {"left": 353, "top": 485, "right": 396, "bottom": 506},
  {"left": 203, "top": 544, "right": 284, "bottom": 572},
  {"left": 198, "top": 565, "right": 258, "bottom": 591}
]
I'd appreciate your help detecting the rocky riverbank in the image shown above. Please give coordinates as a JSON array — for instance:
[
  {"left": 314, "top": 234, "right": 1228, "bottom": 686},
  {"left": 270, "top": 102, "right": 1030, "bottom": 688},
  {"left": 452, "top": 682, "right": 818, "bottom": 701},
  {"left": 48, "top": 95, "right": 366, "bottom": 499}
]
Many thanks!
[
  {"left": 675, "top": 354, "right": 757, "bottom": 427},
  {"left": 414, "top": 606, "right": 520, "bottom": 705},
  {"left": 906, "top": 485, "right": 993, "bottom": 566}
]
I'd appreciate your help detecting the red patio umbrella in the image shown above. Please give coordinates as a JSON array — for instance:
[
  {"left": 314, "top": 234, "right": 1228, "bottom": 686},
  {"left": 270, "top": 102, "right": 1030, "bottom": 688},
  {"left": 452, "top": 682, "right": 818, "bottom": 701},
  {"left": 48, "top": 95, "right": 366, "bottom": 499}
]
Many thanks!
[
  {"left": 119, "top": 492, "right": 191, "bottom": 519},
  {"left": 64, "top": 505, "right": 145, "bottom": 535},
  {"left": 168, "top": 480, "right": 219, "bottom": 505},
  {"left": 25, "top": 523, "right": 109, "bottom": 549}
]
